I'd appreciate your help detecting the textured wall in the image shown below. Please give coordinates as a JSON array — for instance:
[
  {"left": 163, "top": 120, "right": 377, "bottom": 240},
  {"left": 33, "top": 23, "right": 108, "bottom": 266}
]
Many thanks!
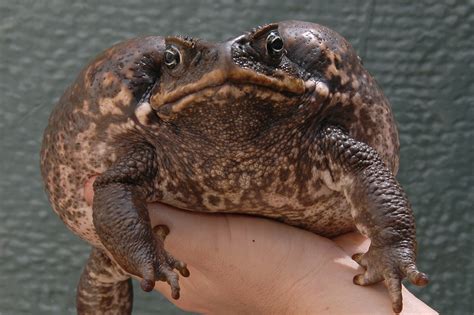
[{"left": 0, "top": 0, "right": 472, "bottom": 314}]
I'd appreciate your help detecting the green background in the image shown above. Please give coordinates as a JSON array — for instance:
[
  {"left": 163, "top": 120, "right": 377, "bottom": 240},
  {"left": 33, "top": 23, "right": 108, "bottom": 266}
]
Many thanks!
[{"left": 0, "top": 0, "right": 472, "bottom": 314}]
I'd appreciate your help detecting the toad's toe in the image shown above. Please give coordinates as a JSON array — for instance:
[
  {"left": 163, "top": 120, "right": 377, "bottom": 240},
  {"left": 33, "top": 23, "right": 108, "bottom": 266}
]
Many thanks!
[{"left": 352, "top": 244, "right": 429, "bottom": 314}]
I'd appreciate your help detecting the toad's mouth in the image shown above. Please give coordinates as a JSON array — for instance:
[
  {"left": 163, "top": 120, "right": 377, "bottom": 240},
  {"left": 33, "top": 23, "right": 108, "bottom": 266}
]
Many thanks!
[
  {"left": 154, "top": 83, "right": 307, "bottom": 119},
  {"left": 149, "top": 68, "right": 311, "bottom": 119}
]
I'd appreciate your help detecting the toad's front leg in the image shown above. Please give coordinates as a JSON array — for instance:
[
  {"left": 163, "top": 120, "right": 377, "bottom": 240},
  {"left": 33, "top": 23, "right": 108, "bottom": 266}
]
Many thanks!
[
  {"left": 92, "top": 144, "right": 189, "bottom": 299},
  {"left": 318, "top": 126, "right": 429, "bottom": 314}
]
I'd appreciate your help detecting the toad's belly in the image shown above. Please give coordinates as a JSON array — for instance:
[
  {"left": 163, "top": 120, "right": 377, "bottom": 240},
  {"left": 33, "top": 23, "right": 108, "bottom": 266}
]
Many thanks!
[
  {"left": 157, "top": 182, "right": 355, "bottom": 238},
  {"left": 59, "top": 183, "right": 355, "bottom": 249}
]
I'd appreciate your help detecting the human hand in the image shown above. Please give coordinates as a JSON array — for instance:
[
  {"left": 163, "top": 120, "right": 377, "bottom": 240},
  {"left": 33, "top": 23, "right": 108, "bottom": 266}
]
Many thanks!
[{"left": 85, "top": 180, "right": 436, "bottom": 314}]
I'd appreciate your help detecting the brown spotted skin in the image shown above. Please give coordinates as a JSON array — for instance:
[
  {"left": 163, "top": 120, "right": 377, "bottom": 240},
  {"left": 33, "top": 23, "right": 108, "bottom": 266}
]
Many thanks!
[
  {"left": 40, "top": 20, "right": 427, "bottom": 314},
  {"left": 77, "top": 248, "right": 133, "bottom": 315},
  {"left": 40, "top": 36, "right": 166, "bottom": 246}
]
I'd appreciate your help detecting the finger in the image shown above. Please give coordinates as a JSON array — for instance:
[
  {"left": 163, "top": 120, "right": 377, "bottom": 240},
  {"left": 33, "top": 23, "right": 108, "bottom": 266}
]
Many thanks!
[
  {"left": 384, "top": 276, "right": 403, "bottom": 314},
  {"left": 153, "top": 224, "right": 170, "bottom": 241},
  {"left": 140, "top": 275, "right": 155, "bottom": 292},
  {"left": 84, "top": 176, "right": 97, "bottom": 205},
  {"left": 405, "top": 264, "right": 429, "bottom": 287},
  {"left": 353, "top": 269, "right": 383, "bottom": 286},
  {"left": 161, "top": 268, "right": 180, "bottom": 299},
  {"left": 173, "top": 261, "right": 190, "bottom": 277},
  {"left": 351, "top": 252, "right": 367, "bottom": 267}
]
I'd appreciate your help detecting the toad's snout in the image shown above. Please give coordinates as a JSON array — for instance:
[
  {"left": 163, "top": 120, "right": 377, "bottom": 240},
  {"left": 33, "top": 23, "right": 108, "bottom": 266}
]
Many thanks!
[{"left": 150, "top": 39, "right": 307, "bottom": 114}]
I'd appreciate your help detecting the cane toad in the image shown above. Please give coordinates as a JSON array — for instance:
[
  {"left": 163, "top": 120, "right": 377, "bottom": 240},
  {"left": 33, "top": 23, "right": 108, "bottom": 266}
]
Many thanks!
[{"left": 40, "top": 20, "right": 428, "bottom": 314}]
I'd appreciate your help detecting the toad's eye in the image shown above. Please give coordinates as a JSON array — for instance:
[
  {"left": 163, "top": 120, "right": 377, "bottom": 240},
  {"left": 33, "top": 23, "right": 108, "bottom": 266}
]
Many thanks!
[
  {"left": 164, "top": 46, "right": 181, "bottom": 68},
  {"left": 266, "top": 32, "right": 284, "bottom": 57}
]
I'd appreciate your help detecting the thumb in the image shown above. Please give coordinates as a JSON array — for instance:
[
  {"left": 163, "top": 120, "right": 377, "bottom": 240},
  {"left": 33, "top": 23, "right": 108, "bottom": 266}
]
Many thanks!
[{"left": 84, "top": 176, "right": 96, "bottom": 206}]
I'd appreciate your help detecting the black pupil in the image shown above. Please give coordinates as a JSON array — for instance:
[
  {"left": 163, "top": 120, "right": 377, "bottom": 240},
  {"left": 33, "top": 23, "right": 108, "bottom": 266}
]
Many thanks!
[
  {"left": 271, "top": 37, "right": 283, "bottom": 51},
  {"left": 267, "top": 33, "right": 284, "bottom": 56},
  {"left": 165, "top": 48, "right": 179, "bottom": 66}
]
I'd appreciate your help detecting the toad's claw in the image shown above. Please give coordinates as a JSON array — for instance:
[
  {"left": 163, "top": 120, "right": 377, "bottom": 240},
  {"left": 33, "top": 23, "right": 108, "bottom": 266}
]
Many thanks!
[
  {"left": 154, "top": 224, "right": 190, "bottom": 279},
  {"left": 137, "top": 249, "right": 188, "bottom": 299},
  {"left": 352, "top": 244, "right": 429, "bottom": 314},
  {"left": 140, "top": 271, "right": 157, "bottom": 292},
  {"left": 158, "top": 266, "right": 181, "bottom": 299},
  {"left": 138, "top": 247, "right": 188, "bottom": 299},
  {"left": 150, "top": 224, "right": 190, "bottom": 299}
]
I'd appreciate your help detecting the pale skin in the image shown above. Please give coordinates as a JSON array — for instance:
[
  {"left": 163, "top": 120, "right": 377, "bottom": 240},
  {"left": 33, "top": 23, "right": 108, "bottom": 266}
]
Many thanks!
[{"left": 85, "top": 179, "right": 436, "bottom": 314}]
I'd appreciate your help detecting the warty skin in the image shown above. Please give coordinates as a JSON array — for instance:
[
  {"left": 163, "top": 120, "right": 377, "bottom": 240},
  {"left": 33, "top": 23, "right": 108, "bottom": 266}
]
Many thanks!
[{"left": 41, "top": 21, "right": 428, "bottom": 314}]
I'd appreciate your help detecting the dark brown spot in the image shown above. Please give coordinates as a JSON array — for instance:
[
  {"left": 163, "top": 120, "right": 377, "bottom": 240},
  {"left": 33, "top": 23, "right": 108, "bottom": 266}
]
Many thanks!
[
  {"left": 207, "top": 194, "right": 221, "bottom": 206},
  {"left": 279, "top": 168, "right": 290, "bottom": 182}
]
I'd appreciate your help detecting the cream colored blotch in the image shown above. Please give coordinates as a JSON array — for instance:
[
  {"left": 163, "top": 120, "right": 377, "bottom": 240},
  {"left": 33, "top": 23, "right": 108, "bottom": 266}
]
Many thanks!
[{"left": 135, "top": 101, "right": 153, "bottom": 125}]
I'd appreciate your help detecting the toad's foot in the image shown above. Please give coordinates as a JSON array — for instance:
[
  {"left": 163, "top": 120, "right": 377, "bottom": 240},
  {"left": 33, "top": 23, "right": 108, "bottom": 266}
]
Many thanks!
[
  {"left": 318, "top": 126, "right": 429, "bottom": 313},
  {"left": 139, "top": 240, "right": 190, "bottom": 299},
  {"left": 93, "top": 182, "right": 189, "bottom": 299},
  {"left": 92, "top": 145, "right": 189, "bottom": 300},
  {"left": 352, "top": 244, "right": 429, "bottom": 313},
  {"left": 145, "top": 225, "right": 190, "bottom": 299}
]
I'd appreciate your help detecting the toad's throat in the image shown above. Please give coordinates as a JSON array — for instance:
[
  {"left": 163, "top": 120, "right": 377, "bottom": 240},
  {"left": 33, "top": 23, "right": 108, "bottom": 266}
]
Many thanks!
[{"left": 150, "top": 68, "right": 307, "bottom": 117}]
